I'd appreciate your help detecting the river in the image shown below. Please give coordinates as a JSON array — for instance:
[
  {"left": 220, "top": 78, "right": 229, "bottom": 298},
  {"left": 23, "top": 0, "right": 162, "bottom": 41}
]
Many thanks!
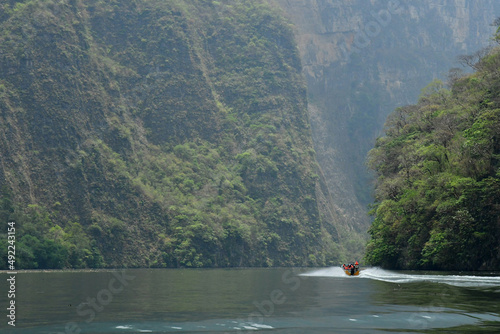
[{"left": 1, "top": 267, "right": 500, "bottom": 333}]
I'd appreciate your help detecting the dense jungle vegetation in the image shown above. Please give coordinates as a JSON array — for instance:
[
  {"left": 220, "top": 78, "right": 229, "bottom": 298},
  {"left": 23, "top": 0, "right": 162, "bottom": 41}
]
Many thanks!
[
  {"left": 366, "top": 29, "right": 500, "bottom": 270},
  {"left": 0, "top": 0, "right": 343, "bottom": 269}
]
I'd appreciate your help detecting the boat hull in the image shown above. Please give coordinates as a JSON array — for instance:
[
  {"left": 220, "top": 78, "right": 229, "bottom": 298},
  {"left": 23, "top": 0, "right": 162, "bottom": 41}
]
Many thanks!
[{"left": 343, "top": 269, "right": 360, "bottom": 276}]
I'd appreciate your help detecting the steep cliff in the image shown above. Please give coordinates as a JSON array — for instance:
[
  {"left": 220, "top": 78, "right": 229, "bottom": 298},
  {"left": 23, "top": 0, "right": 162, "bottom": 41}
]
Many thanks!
[
  {"left": 272, "top": 0, "right": 500, "bottom": 241},
  {"left": 0, "top": 0, "right": 342, "bottom": 268}
]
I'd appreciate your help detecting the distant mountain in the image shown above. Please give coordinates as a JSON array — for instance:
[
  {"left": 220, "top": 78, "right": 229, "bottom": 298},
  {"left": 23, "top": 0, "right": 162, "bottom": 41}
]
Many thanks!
[
  {"left": 0, "top": 0, "right": 342, "bottom": 268},
  {"left": 273, "top": 0, "right": 500, "bottom": 247}
]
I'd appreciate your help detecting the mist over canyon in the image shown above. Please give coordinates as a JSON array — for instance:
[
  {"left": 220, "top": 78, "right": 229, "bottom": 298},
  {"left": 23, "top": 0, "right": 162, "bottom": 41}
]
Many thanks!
[
  {"left": 274, "top": 0, "right": 500, "bottom": 238},
  {"left": 1, "top": 0, "right": 499, "bottom": 268}
]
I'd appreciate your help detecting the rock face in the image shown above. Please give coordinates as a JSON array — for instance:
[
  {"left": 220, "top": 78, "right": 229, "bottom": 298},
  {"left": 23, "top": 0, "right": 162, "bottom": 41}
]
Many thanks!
[
  {"left": 272, "top": 0, "right": 500, "bottom": 239},
  {"left": 0, "top": 0, "right": 343, "bottom": 268}
]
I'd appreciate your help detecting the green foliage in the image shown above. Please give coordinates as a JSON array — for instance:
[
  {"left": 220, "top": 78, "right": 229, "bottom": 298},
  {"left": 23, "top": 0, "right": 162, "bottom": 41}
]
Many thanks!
[
  {"left": 366, "top": 44, "right": 500, "bottom": 270},
  {"left": 0, "top": 189, "right": 103, "bottom": 269},
  {"left": 0, "top": 0, "right": 342, "bottom": 268}
]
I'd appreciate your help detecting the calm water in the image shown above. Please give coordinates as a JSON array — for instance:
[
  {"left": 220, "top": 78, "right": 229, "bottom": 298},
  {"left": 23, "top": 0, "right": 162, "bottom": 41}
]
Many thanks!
[{"left": 1, "top": 267, "right": 500, "bottom": 333}]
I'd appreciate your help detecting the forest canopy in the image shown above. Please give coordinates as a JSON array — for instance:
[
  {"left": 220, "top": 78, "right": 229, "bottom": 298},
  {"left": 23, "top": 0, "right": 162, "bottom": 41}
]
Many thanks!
[{"left": 365, "top": 28, "right": 500, "bottom": 270}]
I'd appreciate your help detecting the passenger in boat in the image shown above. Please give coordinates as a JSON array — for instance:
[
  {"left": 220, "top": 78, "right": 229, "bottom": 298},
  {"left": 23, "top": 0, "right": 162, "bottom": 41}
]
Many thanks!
[
  {"left": 354, "top": 261, "right": 359, "bottom": 271},
  {"left": 342, "top": 263, "right": 354, "bottom": 274}
]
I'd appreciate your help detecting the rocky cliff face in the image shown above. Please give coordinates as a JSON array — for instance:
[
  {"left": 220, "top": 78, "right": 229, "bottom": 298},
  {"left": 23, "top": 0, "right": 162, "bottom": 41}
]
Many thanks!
[
  {"left": 272, "top": 0, "right": 500, "bottom": 242},
  {"left": 0, "top": 0, "right": 342, "bottom": 268}
]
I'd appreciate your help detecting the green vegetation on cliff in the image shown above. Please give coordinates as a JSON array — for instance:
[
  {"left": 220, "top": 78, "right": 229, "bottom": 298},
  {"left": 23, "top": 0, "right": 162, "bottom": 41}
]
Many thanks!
[
  {"left": 0, "top": 0, "right": 341, "bottom": 268},
  {"left": 366, "top": 34, "right": 500, "bottom": 270}
]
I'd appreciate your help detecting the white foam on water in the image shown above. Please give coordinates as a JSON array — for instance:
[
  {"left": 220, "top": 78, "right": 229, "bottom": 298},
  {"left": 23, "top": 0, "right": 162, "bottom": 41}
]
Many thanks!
[
  {"left": 361, "top": 267, "right": 500, "bottom": 287},
  {"left": 302, "top": 267, "right": 500, "bottom": 287},
  {"left": 250, "top": 323, "right": 274, "bottom": 329},
  {"left": 242, "top": 325, "right": 258, "bottom": 330},
  {"left": 300, "top": 266, "right": 346, "bottom": 277},
  {"left": 115, "top": 325, "right": 132, "bottom": 329}
]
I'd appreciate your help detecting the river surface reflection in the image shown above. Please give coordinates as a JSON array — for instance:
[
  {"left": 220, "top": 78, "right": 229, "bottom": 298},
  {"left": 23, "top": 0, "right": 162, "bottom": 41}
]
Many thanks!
[{"left": 1, "top": 267, "right": 499, "bottom": 333}]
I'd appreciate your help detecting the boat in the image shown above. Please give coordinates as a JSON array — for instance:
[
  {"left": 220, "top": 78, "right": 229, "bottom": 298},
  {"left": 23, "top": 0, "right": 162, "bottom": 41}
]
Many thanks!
[
  {"left": 344, "top": 268, "right": 359, "bottom": 276},
  {"left": 342, "top": 262, "right": 360, "bottom": 276}
]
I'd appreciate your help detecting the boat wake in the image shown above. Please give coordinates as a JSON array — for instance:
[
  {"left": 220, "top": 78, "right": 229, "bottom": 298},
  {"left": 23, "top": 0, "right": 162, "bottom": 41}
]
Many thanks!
[
  {"left": 302, "top": 267, "right": 500, "bottom": 287},
  {"left": 301, "top": 266, "right": 347, "bottom": 277}
]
